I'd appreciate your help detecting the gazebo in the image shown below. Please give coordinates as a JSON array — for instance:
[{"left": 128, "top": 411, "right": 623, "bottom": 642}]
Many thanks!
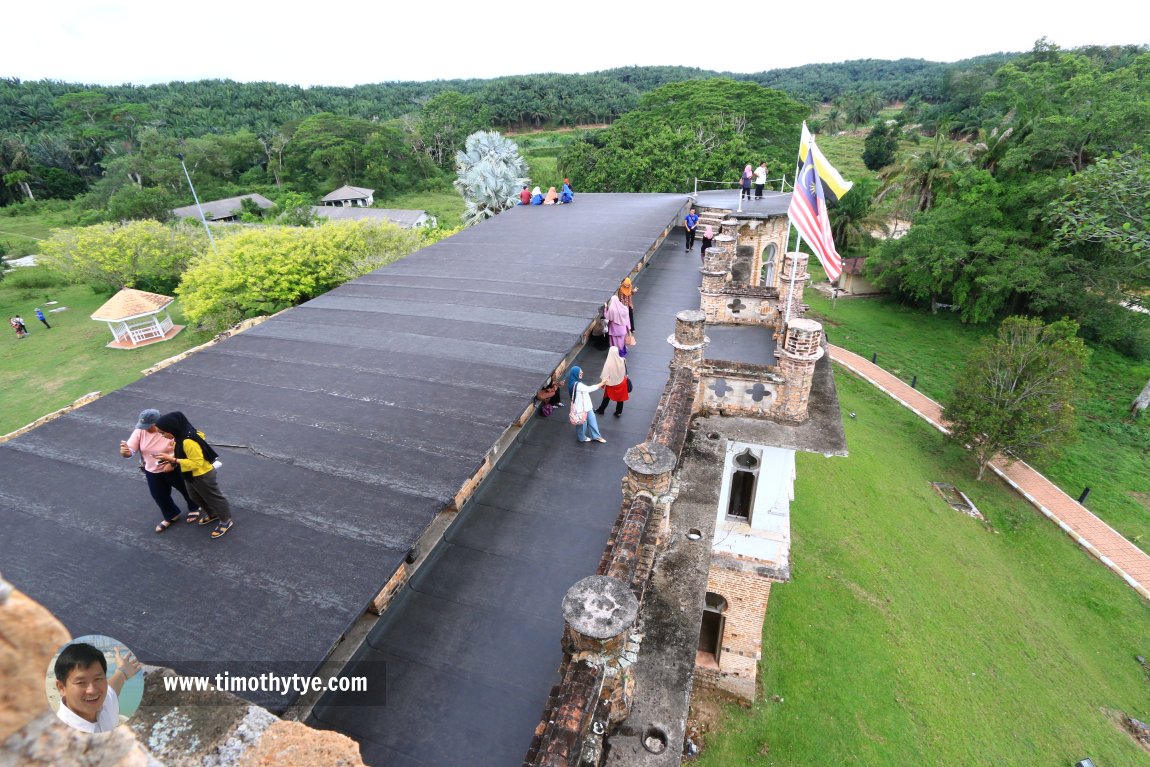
[{"left": 90, "top": 288, "right": 184, "bottom": 349}]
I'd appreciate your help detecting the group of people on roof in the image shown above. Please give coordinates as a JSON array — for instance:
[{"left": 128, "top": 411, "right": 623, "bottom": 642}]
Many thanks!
[{"left": 520, "top": 179, "right": 575, "bottom": 206}]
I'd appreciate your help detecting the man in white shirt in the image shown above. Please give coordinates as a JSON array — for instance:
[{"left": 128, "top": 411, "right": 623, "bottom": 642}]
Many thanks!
[
  {"left": 754, "top": 162, "right": 768, "bottom": 199},
  {"left": 54, "top": 642, "right": 140, "bottom": 733}
]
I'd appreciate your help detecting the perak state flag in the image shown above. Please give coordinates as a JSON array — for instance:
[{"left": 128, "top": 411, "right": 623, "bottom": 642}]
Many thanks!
[
  {"left": 798, "top": 122, "right": 853, "bottom": 205},
  {"left": 788, "top": 145, "right": 843, "bottom": 282}
]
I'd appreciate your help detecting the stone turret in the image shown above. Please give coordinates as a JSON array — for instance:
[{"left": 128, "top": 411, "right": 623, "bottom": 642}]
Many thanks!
[
  {"left": 777, "top": 252, "right": 809, "bottom": 322},
  {"left": 699, "top": 235, "right": 735, "bottom": 321},
  {"left": 775, "top": 318, "right": 824, "bottom": 422},
  {"left": 667, "top": 309, "right": 708, "bottom": 371}
]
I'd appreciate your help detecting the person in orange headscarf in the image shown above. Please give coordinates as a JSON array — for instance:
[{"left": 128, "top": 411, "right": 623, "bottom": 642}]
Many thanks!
[
  {"left": 543, "top": 186, "right": 559, "bottom": 205},
  {"left": 618, "top": 277, "right": 637, "bottom": 332}
]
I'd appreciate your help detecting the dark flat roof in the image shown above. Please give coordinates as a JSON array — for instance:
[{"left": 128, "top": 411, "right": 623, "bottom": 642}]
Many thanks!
[
  {"left": 0, "top": 193, "right": 685, "bottom": 707},
  {"left": 693, "top": 189, "right": 791, "bottom": 218}
]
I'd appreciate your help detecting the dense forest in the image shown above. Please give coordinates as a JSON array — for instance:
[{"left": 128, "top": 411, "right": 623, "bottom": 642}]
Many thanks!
[
  {"left": 0, "top": 56, "right": 1031, "bottom": 210},
  {"left": 2, "top": 43, "right": 1147, "bottom": 357}
]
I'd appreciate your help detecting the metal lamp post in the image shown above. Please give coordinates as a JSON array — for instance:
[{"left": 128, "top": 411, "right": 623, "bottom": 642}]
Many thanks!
[{"left": 175, "top": 153, "right": 218, "bottom": 255}]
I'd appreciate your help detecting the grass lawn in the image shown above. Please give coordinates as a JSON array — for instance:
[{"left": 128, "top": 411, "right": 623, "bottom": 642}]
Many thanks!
[
  {"left": 697, "top": 371, "right": 1150, "bottom": 766},
  {"left": 803, "top": 291, "right": 1150, "bottom": 555},
  {"left": 0, "top": 205, "right": 79, "bottom": 256},
  {"left": 378, "top": 190, "right": 467, "bottom": 229},
  {"left": 0, "top": 276, "right": 215, "bottom": 435}
]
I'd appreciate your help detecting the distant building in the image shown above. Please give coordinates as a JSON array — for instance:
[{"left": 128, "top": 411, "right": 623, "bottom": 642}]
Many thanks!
[
  {"left": 311, "top": 206, "right": 437, "bottom": 229},
  {"left": 90, "top": 288, "right": 184, "bottom": 349},
  {"left": 170, "top": 193, "right": 274, "bottom": 223},
  {"left": 839, "top": 257, "right": 883, "bottom": 295},
  {"left": 321, "top": 185, "right": 375, "bottom": 208}
]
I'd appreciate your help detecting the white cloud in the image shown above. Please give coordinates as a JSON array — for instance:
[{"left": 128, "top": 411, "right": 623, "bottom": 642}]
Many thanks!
[{"left": 5, "top": 1, "right": 1144, "bottom": 87}]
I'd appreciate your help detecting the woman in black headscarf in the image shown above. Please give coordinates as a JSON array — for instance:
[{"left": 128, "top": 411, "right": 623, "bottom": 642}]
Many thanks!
[{"left": 154, "top": 412, "right": 235, "bottom": 539}]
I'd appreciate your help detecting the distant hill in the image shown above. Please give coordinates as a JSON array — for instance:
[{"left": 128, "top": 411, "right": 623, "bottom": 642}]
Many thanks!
[{"left": 0, "top": 56, "right": 1026, "bottom": 139}]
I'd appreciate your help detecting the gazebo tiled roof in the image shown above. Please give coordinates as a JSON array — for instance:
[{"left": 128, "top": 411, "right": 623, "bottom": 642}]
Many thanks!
[{"left": 90, "top": 288, "right": 175, "bottom": 322}]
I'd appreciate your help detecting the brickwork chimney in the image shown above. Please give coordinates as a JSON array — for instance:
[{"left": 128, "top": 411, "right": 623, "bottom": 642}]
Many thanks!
[
  {"left": 666, "top": 309, "right": 708, "bottom": 371},
  {"left": 778, "top": 252, "right": 809, "bottom": 321},
  {"left": 775, "top": 318, "right": 824, "bottom": 422}
]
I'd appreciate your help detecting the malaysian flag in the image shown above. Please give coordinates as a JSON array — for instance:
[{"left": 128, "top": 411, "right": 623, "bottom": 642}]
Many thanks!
[{"left": 788, "top": 146, "right": 843, "bottom": 282}]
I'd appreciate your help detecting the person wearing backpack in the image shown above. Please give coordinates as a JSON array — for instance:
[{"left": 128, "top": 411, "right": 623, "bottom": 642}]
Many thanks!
[
  {"left": 119, "top": 408, "right": 200, "bottom": 533},
  {"left": 154, "top": 411, "right": 234, "bottom": 539}
]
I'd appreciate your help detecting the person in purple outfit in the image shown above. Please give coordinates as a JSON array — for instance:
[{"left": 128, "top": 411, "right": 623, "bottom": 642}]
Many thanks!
[{"left": 605, "top": 294, "right": 631, "bottom": 355}]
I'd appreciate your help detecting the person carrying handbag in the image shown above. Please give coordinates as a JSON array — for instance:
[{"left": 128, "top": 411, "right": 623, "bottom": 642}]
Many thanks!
[
  {"left": 567, "top": 366, "right": 607, "bottom": 443},
  {"left": 594, "top": 347, "right": 630, "bottom": 417}
]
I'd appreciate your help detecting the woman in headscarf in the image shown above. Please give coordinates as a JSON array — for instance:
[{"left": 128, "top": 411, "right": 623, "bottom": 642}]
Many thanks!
[
  {"left": 567, "top": 366, "right": 607, "bottom": 443},
  {"left": 559, "top": 181, "right": 574, "bottom": 203},
  {"left": 543, "top": 186, "right": 559, "bottom": 205},
  {"left": 154, "top": 411, "right": 235, "bottom": 539},
  {"left": 605, "top": 294, "right": 631, "bottom": 355},
  {"left": 700, "top": 225, "right": 714, "bottom": 263},
  {"left": 594, "top": 346, "right": 629, "bottom": 418},
  {"left": 618, "top": 278, "right": 637, "bottom": 332},
  {"left": 741, "top": 164, "right": 753, "bottom": 200},
  {"left": 530, "top": 186, "right": 544, "bottom": 205}
]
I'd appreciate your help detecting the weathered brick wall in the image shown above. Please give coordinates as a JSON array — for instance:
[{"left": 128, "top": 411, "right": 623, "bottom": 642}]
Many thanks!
[
  {"left": 699, "top": 360, "right": 787, "bottom": 419},
  {"left": 775, "top": 319, "right": 824, "bottom": 423},
  {"left": 646, "top": 365, "right": 699, "bottom": 458},
  {"left": 736, "top": 217, "right": 789, "bottom": 289},
  {"left": 525, "top": 661, "right": 606, "bottom": 767},
  {"left": 777, "top": 252, "right": 810, "bottom": 321},
  {"left": 703, "top": 560, "right": 774, "bottom": 700}
]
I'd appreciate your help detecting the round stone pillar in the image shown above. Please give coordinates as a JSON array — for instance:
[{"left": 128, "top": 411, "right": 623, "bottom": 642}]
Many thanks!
[
  {"left": 778, "top": 251, "right": 810, "bottom": 321},
  {"left": 562, "top": 575, "right": 639, "bottom": 656},
  {"left": 622, "top": 441, "right": 678, "bottom": 504},
  {"left": 720, "top": 217, "right": 740, "bottom": 239},
  {"left": 776, "top": 318, "right": 824, "bottom": 422},
  {"left": 666, "top": 309, "right": 708, "bottom": 370}
]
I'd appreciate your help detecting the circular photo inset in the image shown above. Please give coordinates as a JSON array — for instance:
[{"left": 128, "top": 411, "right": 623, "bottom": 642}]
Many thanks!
[{"left": 45, "top": 634, "right": 143, "bottom": 733}]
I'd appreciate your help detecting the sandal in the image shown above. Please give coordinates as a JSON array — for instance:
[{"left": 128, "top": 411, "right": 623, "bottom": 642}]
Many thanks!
[
  {"left": 186, "top": 510, "right": 204, "bottom": 524},
  {"left": 210, "top": 520, "right": 234, "bottom": 539},
  {"left": 155, "top": 518, "right": 177, "bottom": 533},
  {"left": 197, "top": 513, "right": 219, "bottom": 526}
]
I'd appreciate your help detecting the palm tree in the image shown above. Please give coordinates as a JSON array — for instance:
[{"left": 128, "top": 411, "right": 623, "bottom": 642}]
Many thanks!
[
  {"left": 822, "top": 108, "right": 845, "bottom": 135},
  {"left": 878, "top": 132, "right": 972, "bottom": 212},
  {"left": 454, "top": 131, "right": 529, "bottom": 227}
]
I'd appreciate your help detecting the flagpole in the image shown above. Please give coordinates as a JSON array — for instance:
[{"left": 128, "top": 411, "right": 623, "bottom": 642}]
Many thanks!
[{"left": 782, "top": 123, "right": 808, "bottom": 328}]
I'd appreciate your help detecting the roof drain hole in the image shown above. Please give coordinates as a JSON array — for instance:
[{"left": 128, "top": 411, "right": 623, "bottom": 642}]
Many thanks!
[{"left": 643, "top": 725, "right": 668, "bottom": 754}]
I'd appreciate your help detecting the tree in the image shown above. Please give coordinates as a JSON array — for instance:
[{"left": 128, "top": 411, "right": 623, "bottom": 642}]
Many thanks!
[
  {"left": 453, "top": 131, "right": 528, "bottom": 227},
  {"left": 415, "top": 91, "right": 491, "bottom": 168},
  {"left": 39, "top": 220, "right": 208, "bottom": 293},
  {"left": 270, "top": 192, "right": 318, "bottom": 227},
  {"left": 1048, "top": 149, "right": 1150, "bottom": 259},
  {"left": 107, "top": 185, "right": 176, "bottom": 222},
  {"left": 559, "top": 79, "right": 807, "bottom": 193},
  {"left": 878, "top": 131, "right": 972, "bottom": 212},
  {"left": 177, "top": 220, "right": 425, "bottom": 330},
  {"left": 862, "top": 121, "right": 899, "bottom": 170},
  {"left": 827, "top": 178, "right": 884, "bottom": 254},
  {"left": 944, "top": 316, "right": 1089, "bottom": 479}
]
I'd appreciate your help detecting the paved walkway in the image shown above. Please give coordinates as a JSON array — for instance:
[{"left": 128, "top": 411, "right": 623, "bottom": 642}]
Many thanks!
[{"left": 829, "top": 344, "right": 1150, "bottom": 600}]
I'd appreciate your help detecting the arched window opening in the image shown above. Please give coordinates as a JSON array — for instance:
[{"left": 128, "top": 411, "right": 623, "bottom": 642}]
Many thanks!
[
  {"left": 761, "top": 243, "right": 778, "bottom": 286},
  {"left": 727, "top": 449, "right": 759, "bottom": 521},
  {"left": 697, "top": 591, "right": 727, "bottom": 668}
]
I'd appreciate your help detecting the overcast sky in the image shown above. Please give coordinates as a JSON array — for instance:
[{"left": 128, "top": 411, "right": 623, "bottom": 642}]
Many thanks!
[{"left": 4, "top": 1, "right": 1145, "bottom": 87}]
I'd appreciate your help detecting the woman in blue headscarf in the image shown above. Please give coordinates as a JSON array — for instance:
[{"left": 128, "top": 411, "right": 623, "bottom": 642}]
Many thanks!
[
  {"left": 567, "top": 366, "right": 607, "bottom": 443},
  {"left": 559, "top": 181, "right": 574, "bottom": 204}
]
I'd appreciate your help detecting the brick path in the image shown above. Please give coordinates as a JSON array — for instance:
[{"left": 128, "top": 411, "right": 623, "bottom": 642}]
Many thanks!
[{"left": 828, "top": 343, "right": 1150, "bottom": 600}]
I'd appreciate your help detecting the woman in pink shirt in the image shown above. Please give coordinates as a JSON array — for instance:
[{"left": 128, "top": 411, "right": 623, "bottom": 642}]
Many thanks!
[{"left": 119, "top": 408, "right": 199, "bottom": 533}]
